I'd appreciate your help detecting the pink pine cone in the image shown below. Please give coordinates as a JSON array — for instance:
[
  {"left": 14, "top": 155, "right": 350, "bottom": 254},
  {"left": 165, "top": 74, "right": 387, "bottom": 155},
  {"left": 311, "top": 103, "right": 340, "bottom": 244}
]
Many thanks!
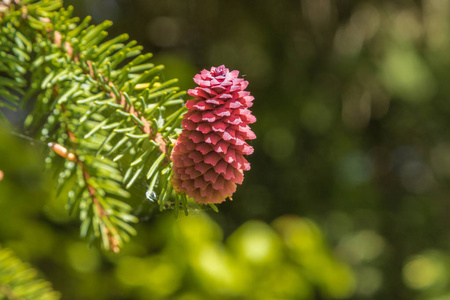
[{"left": 171, "top": 65, "right": 256, "bottom": 204}]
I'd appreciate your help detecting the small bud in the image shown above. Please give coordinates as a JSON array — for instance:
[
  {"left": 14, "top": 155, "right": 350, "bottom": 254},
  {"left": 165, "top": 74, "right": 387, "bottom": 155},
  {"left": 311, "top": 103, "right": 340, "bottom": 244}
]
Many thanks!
[{"left": 48, "top": 142, "right": 78, "bottom": 162}]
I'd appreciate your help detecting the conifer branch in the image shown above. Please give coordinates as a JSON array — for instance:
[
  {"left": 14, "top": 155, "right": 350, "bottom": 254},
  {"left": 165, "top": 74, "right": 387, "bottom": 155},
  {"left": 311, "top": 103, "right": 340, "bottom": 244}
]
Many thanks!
[
  {"left": 0, "top": 245, "right": 61, "bottom": 300},
  {"left": 0, "top": 0, "right": 188, "bottom": 251}
]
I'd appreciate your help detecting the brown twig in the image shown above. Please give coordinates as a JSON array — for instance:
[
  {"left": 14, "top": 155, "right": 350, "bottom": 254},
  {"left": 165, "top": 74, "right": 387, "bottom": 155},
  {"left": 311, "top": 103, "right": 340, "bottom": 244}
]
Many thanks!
[{"left": 61, "top": 106, "right": 119, "bottom": 252}]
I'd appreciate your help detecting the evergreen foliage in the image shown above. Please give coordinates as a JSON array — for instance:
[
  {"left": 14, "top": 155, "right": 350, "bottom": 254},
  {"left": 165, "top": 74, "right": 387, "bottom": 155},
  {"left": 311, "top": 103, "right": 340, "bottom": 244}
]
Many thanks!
[
  {"left": 0, "top": 0, "right": 189, "bottom": 252},
  {"left": 0, "top": 245, "right": 60, "bottom": 300}
]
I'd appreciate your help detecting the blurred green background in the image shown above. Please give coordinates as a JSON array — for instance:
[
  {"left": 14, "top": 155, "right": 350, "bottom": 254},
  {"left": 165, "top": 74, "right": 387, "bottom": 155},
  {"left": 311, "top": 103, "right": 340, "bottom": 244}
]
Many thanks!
[{"left": 3, "top": 0, "right": 450, "bottom": 299}]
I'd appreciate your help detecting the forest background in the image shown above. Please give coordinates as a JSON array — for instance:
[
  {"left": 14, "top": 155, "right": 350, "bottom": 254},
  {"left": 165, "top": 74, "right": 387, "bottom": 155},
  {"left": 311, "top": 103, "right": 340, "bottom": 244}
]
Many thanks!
[{"left": 1, "top": 0, "right": 449, "bottom": 299}]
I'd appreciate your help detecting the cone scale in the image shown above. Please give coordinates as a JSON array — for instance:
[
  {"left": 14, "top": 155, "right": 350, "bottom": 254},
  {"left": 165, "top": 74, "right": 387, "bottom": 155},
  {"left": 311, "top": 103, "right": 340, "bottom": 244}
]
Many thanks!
[{"left": 171, "top": 65, "right": 256, "bottom": 204}]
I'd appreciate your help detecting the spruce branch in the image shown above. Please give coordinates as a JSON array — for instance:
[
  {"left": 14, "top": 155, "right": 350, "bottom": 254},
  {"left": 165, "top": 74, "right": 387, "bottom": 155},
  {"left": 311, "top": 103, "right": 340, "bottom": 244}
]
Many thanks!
[
  {"left": 0, "top": 244, "right": 61, "bottom": 300},
  {"left": 0, "top": 0, "right": 188, "bottom": 252}
]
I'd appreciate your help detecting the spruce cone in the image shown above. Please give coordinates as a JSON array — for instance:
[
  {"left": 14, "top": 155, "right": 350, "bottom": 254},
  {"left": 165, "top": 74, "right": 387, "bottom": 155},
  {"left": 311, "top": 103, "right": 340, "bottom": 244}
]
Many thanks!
[{"left": 171, "top": 65, "right": 256, "bottom": 204}]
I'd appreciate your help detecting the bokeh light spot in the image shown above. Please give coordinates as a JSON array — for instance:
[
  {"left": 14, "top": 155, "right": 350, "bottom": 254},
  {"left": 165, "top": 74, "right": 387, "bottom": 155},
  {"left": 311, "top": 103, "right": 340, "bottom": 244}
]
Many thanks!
[
  {"left": 403, "top": 254, "right": 445, "bottom": 290},
  {"left": 380, "top": 44, "right": 436, "bottom": 103},
  {"left": 337, "top": 230, "right": 385, "bottom": 264},
  {"left": 228, "top": 221, "right": 281, "bottom": 265}
]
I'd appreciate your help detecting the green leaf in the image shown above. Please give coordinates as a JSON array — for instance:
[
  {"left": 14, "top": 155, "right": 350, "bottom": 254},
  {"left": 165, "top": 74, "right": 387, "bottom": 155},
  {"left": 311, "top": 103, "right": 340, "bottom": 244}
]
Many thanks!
[{"left": 146, "top": 153, "right": 165, "bottom": 180}]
